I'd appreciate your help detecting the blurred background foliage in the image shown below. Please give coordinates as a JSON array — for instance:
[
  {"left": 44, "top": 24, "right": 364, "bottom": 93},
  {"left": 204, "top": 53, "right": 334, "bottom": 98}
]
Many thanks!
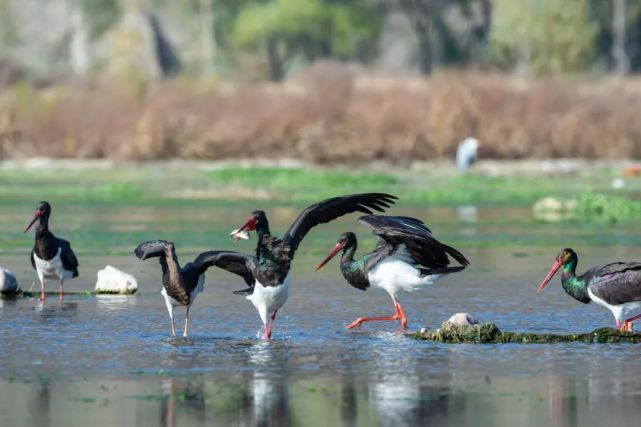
[
  {"left": 1, "top": 0, "right": 641, "bottom": 80},
  {"left": 1, "top": 0, "right": 641, "bottom": 161}
]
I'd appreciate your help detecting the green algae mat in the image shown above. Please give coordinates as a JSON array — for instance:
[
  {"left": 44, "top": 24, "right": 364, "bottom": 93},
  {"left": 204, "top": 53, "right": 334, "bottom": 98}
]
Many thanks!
[{"left": 413, "top": 323, "right": 641, "bottom": 344}]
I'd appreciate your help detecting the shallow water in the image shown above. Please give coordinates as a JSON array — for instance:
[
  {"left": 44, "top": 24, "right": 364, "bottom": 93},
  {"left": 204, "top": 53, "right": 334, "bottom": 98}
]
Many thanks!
[{"left": 2, "top": 203, "right": 641, "bottom": 426}]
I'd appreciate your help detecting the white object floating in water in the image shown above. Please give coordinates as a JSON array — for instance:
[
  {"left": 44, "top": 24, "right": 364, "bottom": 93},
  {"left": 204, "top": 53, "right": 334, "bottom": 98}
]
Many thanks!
[
  {"left": 230, "top": 228, "right": 250, "bottom": 242},
  {"left": 95, "top": 265, "right": 138, "bottom": 294},
  {"left": 446, "top": 312, "right": 479, "bottom": 326},
  {"left": 456, "top": 137, "right": 480, "bottom": 174},
  {"left": 0, "top": 267, "right": 19, "bottom": 294}
]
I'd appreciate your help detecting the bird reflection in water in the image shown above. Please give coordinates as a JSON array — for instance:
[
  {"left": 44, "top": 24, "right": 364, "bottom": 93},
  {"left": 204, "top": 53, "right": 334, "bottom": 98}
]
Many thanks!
[
  {"left": 248, "top": 342, "right": 291, "bottom": 426},
  {"left": 33, "top": 301, "right": 79, "bottom": 320}
]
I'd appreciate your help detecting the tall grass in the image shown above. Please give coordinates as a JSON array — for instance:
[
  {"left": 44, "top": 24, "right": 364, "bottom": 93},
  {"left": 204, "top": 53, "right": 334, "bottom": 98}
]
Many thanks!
[{"left": 2, "top": 64, "right": 641, "bottom": 162}]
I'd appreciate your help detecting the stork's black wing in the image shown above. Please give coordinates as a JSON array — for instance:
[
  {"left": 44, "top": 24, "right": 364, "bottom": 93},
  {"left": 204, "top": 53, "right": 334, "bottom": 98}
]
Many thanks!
[
  {"left": 134, "top": 240, "right": 169, "bottom": 260},
  {"left": 192, "top": 251, "right": 258, "bottom": 290},
  {"left": 358, "top": 215, "right": 469, "bottom": 269},
  {"left": 586, "top": 262, "right": 641, "bottom": 305},
  {"left": 282, "top": 193, "right": 397, "bottom": 260},
  {"left": 57, "top": 238, "right": 79, "bottom": 277}
]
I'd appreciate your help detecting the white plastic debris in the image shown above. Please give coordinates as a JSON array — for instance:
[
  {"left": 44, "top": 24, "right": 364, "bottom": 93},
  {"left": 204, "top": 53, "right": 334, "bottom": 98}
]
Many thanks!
[
  {"left": 446, "top": 313, "right": 479, "bottom": 326},
  {"left": 95, "top": 265, "right": 138, "bottom": 294},
  {"left": 0, "top": 268, "right": 19, "bottom": 293}
]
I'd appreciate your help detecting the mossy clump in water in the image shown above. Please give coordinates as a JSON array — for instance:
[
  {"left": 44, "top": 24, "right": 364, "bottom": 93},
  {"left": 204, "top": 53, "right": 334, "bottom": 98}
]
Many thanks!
[
  {"left": 0, "top": 289, "right": 22, "bottom": 299},
  {"left": 415, "top": 323, "right": 641, "bottom": 344}
]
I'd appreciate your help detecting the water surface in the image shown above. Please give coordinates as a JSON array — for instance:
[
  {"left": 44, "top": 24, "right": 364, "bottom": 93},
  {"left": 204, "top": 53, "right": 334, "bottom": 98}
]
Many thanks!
[{"left": 2, "top": 203, "right": 641, "bottom": 426}]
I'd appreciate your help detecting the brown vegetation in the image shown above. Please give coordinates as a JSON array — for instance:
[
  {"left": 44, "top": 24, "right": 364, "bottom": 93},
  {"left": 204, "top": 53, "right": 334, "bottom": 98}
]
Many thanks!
[{"left": 1, "top": 63, "right": 641, "bottom": 162}]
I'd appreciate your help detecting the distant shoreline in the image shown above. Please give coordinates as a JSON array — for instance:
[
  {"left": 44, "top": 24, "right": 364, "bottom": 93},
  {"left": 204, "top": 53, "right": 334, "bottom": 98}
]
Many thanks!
[{"left": 2, "top": 157, "right": 640, "bottom": 178}]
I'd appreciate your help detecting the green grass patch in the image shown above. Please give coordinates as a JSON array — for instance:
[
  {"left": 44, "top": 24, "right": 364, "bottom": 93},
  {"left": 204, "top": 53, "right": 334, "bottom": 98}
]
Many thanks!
[{"left": 574, "top": 193, "right": 641, "bottom": 222}]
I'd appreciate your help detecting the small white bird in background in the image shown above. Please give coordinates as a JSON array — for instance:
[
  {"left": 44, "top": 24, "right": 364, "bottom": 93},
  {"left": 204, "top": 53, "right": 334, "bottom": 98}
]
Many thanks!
[{"left": 456, "top": 137, "right": 480, "bottom": 174}]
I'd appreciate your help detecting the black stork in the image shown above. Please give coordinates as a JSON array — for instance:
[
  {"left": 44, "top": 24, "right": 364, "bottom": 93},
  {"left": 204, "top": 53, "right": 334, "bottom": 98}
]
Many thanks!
[
  {"left": 23, "top": 201, "right": 79, "bottom": 301},
  {"left": 134, "top": 240, "right": 257, "bottom": 337},
  {"left": 315, "top": 215, "right": 469, "bottom": 330},
  {"left": 537, "top": 248, "right": 641, "bottom": 332},
  {"left": 231, "top": 193, "right": 397, "bottom": 339}
]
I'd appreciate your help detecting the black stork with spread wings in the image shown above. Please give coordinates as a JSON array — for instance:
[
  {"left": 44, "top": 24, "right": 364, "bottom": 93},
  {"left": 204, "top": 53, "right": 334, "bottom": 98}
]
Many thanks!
[
  {"left": 24, "top": 201, "right": 79, "bottom": 301},
  {"left": 134, "top": 240, "right": 256, "bottom": 337},
  {"left": 316, "top": 215, "right": 469, "bottom": 330},
  {"left": 231, "top": 193, "right": 397, "bottom": 339},
  {"left": 537, "top": 248, "right": 641, "bottom": 331}
]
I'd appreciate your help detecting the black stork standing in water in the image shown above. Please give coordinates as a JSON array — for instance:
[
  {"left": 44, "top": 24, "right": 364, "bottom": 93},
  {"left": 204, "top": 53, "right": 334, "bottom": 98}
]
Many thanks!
[
  {"left": 537, "top": 248, "right": 641, "bottom": 332},
  {"left": 231, "top": 193, "right": 397, "bottom": 339},
  {"left": 315, "top": 215, "right": 469, "bottom": 330},
  {"left": 134, "top": 240, "right": 257, "bottom": 337},
  {"left": 24, "top": 201, "right": 79, "bottom": 301}
]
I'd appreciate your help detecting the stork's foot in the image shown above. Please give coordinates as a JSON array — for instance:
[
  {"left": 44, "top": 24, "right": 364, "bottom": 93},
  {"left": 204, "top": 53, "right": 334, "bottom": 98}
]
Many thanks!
[
  {"left": 263, "top": 324, "right": 272, "bottom": 340},
  {"left": 345, "top": 314, "right": 401, "bottom": 329},
  {"left": 346, "top": 318, "right": 365, "bottom": 329}
]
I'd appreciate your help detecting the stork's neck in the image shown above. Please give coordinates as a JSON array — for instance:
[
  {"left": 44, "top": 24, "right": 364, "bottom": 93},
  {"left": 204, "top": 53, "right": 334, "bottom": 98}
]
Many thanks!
[
  {"left": 340, "top": 244, "right": 358, "bottom": 271},
  {"left": 256, "top": 220, "right": 271, "bottom": 239},
  {"left": 560, "top": 260, "right": 590, "bottom": 303},
  {"left": 34, "top": 216, "right": 49, "bottom": 236}
]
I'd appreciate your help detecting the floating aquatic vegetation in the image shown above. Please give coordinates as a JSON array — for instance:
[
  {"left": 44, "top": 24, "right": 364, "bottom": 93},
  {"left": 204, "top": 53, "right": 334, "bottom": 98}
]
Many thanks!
[{"left": 573, "top": 192, "right": 641, "bottom": 222}]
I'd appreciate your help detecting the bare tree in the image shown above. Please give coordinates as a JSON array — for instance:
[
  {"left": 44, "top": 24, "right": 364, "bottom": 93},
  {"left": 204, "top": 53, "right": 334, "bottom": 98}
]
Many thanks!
[{"left": 612, "top": 0, "right": 629, "bottom": 75}]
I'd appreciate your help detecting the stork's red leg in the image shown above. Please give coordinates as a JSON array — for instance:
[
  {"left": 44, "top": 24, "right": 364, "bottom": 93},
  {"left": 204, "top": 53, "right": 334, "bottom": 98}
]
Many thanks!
[
  {"left": 39, "top": 279, "right": 46, "bottom": 302},
  {"left": 346, "top": 303, "right": 402, "bottom": 329},
  {"left": 622, "top": 313, "right": 641, "bottom": 332},
  {"left": 395, "top": 301, "right": 408, "bottom": 330},
  {"left": 264, "top": 309, "right": 278, "bottom": 340}
]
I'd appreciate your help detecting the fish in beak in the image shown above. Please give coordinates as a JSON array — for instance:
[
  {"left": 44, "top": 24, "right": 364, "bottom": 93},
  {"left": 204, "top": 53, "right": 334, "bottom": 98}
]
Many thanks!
[
  {"left": 229, "top": 228, "right": 250, "bottom": 242},
  {"left": 231, "top": 216, "right": 258, "bottom": 243}
]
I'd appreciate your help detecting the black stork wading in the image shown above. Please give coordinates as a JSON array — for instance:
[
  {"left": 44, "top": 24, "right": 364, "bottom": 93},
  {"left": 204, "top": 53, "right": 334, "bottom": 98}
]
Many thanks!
[
  {"left": 315, "top": 215, "right": 469, "bottom": 330},
  {"left": 231, "top": 193, "right": 397, "bottom": 339},
  {"left": 537, "top": 248, "right": 641, "bottom": 332},
  {"left": 134, "top": 240, "right": 257, "bottom": 337},
  {"left": 24, "top": 201, "right": 79, "bottom": 301}
]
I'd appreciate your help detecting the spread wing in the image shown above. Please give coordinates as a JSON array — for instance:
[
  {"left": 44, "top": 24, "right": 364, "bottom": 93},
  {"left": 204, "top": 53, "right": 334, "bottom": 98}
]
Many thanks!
[
  {"left": 283, "top": 193, "right": 397, "bottom": 260},
  {"left": 192, "top": 251, "right": 258, "bottom": 289},
  {"left": 358, "top": 215, "right": 469, "bottom": 269},
  {"left": 587, "top": 262, "right": 641, "bottom": 305},
  {"left": 134, "top": 240, "right": 169, "bottom": 260}
]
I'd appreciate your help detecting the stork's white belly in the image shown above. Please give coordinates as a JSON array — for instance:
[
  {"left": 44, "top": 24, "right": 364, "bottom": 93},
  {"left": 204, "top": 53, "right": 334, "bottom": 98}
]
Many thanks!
[
  {"left": 588, "top": 287, "right": 641, "bottom": 324},
  {"left": 368, "top": 257, "right": 443, "bottom": 299},
  {"left": 33, "top": 248, "right": 74, "bottom": 280},
  {"left": 246, "top": 274, "right": 290, "bottom": 324}
]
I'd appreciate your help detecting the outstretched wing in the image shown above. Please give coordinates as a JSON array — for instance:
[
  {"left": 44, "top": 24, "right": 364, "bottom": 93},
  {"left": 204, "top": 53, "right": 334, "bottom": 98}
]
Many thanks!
[
  {"left": 283, "top": 193, "right": 397, "bottom": 260},
  {"left": 192, "top": 251, "right": 258, "bottom": 289},
  {"left": 358, "top": 215, "right": 469, "bottom": 269},
  {"left": 134, "top": 240, "right": 169, "bottom": 260}
]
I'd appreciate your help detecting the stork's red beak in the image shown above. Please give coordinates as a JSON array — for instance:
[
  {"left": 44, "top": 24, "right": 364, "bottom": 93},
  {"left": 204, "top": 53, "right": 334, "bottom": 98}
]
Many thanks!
[
  {"left": 24, "top": 209, "right": 42, "bottom": 233},
  {"left": 537, "top": 258, "right": 563, "bottom": 293},
  {"left": 316, "top": 242, "right": 346, "bottom": 271},
  {"left": 238, "top": 216, "right": 257, "bottom": 233}
]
